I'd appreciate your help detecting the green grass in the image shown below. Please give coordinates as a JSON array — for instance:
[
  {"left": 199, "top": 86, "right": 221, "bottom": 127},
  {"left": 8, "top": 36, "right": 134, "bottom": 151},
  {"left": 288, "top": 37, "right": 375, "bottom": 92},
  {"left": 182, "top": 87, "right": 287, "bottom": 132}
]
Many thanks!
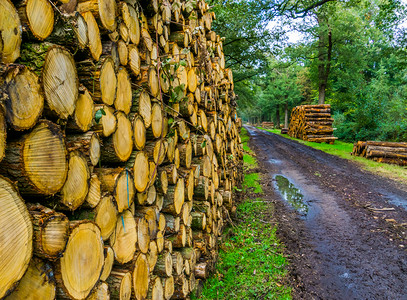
[
  {"left": 260, "top": 128, "right": 407, "bottom": 185},
  {"left": 197, "top": 129, "right": 291, "bottom": 300},
  {"left": 198, "top": 198, "right": 291, "bottom": 299},
  {"left": 241, "top": 127, "right": 254, "bottom": 153},
  {"left": 241, "top": 127, "right": 257, "bottom": 168},
  {"left": 243, "top": 153, "right": 257, "bottom": 168},
  {"left": 243, "top": 173, "right": 263, "bottom": 193}
]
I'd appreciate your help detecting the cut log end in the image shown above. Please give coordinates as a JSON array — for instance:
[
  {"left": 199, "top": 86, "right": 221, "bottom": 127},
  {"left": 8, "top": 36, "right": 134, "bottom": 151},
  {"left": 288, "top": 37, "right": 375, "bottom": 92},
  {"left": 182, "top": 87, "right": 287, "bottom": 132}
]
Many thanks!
[
  {"left": 4, "top": 66, "right": 44, "bottom": 131},
  {"left": 0, "top": 0, "right": 22, "bottom": 63},
  {"left": 42, "top": 46, "right": 78, "bottom": 119},
  {"left": 22, "top": 120, "right": 68, "bottom": 195},
  {"left": 0, "top": 176, "right": 33, "bottom": 298},
  {"left": 61, "top": 151, "right": 90, "bottom": 210},
  {"left": 133, "top": 253, "right": 150, "bottom": 300},
  {"left": 4, "top": 257, "right": 55, "bottom": 300},
  {"left": 57, "top": 221, "right": 104, "bottom": 299}
]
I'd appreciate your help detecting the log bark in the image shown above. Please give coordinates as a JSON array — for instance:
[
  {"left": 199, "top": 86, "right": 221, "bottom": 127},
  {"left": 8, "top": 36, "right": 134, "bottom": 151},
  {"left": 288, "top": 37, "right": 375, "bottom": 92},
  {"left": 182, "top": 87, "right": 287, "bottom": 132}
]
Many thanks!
[
  {"left": 162, "top": 178, "right": 185, "bottom": 215},
  {"left": 0, "top": 108, "right": 5, "bottom": 162},
  {"left": 66, "top": 131, "right": 101, "bottom": 167},
  {"left": 86, "top": 281, "right": 110, "bottom": 300},
  {"left": 27, "top": 203, "right": 69, "bottom": 259},
  {"left": 106, "top": 269, "right": 132, "bottom": 300},
  {"left": 77, "top": 56, "right": 117, "bottom": 106},
  {"left": 94, "top": 167, "right": 135, "bottom": 213},
  {"left": 154, "top": 251, "right": 173, "bottom": 277},
  {"left": 101, "top": 112, "right": 133, "bottom": 163},
  {"left": 66, "top": 89, "right": 95, "bottom": 133}
]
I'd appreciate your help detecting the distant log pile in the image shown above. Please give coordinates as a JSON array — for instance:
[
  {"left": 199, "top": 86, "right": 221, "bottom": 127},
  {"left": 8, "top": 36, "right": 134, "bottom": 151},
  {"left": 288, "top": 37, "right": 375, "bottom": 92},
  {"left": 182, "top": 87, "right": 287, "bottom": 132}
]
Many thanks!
[
  {"left": 352, "top": 141, "right": 407, "bottom": 166},
  {"left": 288, "top": 104, "right": 337, "bottom": 144},
  {"left": 261, "top": 121, "right": 274, "bottom": 129},
  {"left": 0, "top": 0, "right": 244, "bottom": 299}
]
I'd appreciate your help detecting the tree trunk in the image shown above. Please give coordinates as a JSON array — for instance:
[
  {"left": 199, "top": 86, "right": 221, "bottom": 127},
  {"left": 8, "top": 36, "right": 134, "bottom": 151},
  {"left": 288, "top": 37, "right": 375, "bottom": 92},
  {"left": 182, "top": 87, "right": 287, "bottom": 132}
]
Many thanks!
[
  {"left": 284, "top": 100, "right": 289, "bottom": 129},
  {"left": 317, "top": 15, "right": 332, "bottom": 105},
  {"left": 275, "top": 104, "right": 280, "bottom": 129}
]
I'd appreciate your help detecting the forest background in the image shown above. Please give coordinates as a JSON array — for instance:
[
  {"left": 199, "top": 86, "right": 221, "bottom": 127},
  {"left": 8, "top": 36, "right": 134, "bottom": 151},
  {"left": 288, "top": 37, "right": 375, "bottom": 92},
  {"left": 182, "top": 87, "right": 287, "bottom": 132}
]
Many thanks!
[{"left": 208, "top": 0, "right": 407, "bottom": 142}]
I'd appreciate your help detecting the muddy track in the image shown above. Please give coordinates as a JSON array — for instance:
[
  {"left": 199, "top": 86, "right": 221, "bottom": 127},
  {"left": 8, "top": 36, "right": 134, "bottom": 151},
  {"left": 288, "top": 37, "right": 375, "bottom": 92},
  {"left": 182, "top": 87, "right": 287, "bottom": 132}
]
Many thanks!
[{"left": 245, "top": 126, "right": 407, "bottom": 300}]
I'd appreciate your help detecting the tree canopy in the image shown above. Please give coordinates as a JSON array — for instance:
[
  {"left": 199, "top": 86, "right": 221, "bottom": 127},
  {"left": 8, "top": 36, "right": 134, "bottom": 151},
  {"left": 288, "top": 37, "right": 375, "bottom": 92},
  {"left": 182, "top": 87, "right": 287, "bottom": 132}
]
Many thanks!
[{"left": 209, "top": 0, "right": 407, "bottom": 142}]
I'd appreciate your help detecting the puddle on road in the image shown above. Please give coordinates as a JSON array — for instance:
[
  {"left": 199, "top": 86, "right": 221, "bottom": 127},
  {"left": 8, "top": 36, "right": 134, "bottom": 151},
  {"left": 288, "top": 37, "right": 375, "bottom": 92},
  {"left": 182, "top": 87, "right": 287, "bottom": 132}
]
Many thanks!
[
  {"left": 274, "top": 175, "right": 309, "bottom": 215},
  {"left": 380, "top": 191, "right": 407, "bottom": 210},
  {"left": 268, "top": 158, "right": 281, "bottom": 165}
]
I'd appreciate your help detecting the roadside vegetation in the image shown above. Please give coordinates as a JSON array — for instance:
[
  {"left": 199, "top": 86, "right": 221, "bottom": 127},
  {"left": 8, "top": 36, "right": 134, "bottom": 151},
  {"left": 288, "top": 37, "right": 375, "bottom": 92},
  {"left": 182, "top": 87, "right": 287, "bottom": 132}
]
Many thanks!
[
  {"left": 261, "top": 128, "right": 407, "bottom": 185},
  {"left": 198, "top": 129, "right": 291, "bottom": 299}
]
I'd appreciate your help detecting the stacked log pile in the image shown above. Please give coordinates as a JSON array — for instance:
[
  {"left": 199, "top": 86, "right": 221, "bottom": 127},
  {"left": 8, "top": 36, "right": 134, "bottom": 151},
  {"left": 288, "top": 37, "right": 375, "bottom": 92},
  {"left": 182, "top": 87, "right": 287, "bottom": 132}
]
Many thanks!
[
  {"left": 288, "top": 104, "right": 337, "bottom": 144},
  {"left": 0, "top": 0, "right": 243, "bottom": 299},
  {"left": 261, "top": 121, "right": 274, "bottom": 129},
  {"left": 352, "top": 141, "right": 407, "bottom": 166}
]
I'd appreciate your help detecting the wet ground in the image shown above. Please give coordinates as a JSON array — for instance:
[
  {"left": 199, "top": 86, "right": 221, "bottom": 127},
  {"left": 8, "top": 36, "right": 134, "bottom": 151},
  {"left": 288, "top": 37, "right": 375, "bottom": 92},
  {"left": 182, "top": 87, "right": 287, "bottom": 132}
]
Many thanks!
[{"left": 245, "top": 126, "right": 407, "bottom": 300}]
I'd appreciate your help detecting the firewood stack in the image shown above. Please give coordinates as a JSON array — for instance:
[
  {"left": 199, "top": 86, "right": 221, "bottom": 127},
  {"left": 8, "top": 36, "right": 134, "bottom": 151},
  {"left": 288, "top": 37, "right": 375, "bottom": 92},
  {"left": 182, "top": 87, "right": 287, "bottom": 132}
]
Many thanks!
[
  {"left": 288, "top": 104, "right": 337, "bottom": 144},
  {"left": 261, "top": 121, "right": 274, "bottom": 129},
  {"left": 352, "top": 141, "right": 407, "bottom": 166},
  {"left": 0, "top": 0, "right": 244, "bottom": 298}
]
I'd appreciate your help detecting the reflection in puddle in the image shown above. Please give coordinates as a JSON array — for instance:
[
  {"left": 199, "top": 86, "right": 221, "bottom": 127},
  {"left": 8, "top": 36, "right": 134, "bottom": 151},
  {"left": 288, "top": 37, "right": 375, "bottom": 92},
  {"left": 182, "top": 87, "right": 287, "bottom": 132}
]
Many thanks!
[{"left": 274, "top": 175, "right": 309, "bottom": 215}]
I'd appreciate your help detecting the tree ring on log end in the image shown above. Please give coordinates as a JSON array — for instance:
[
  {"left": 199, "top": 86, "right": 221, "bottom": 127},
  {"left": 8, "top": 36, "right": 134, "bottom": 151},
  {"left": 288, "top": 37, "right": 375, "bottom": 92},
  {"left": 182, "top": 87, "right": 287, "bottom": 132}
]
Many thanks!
[
  {"left": 60, "top": 222, "right": 104, "bottom": 299},
  {"left": 0, "top": 175, "right": 33, "bottom": 298},
  {"left": 23, "top": 120, "right": 68, "bottom": 195},
  {"left": 42, "top": 46, "right": 78, "bottom": 119}
]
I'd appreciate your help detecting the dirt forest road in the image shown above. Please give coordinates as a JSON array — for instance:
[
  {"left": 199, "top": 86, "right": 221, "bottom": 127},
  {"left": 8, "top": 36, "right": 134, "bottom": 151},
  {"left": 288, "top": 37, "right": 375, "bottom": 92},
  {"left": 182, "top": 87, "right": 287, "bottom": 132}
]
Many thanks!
[{"left": 245, "top": 126, "right": 407, "bottom": 300}]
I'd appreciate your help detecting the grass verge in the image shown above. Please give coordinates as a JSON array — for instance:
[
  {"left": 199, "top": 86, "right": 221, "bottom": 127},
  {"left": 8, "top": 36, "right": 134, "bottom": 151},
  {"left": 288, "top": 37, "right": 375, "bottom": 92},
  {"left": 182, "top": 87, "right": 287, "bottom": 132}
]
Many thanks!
[
  {"left": 197, "top": 129, "right": 291, "bottom": 299},
  {"left": 260, "top": 128, "right": 407, "bottom": 185}
]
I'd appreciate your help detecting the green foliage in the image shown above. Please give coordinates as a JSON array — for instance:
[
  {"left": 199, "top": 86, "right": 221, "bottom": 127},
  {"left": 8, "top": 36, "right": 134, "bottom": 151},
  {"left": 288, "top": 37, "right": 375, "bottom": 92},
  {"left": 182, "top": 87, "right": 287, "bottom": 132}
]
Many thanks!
[
  {"left": 94, "top": 108, "right": 106, "bottom": 124},
  {"left": 213, "top": 0, "right": 407, "bottom": 142}
]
